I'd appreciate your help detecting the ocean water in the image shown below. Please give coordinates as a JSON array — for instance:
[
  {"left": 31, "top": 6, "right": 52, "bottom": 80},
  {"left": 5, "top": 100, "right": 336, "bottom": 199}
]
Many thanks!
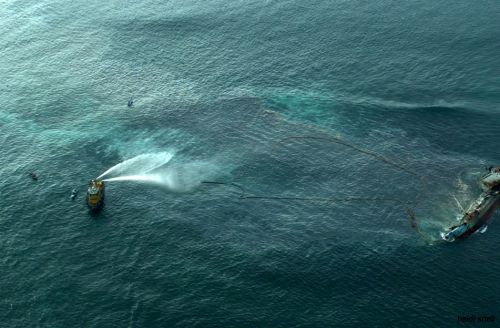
[{"left": 1, "top": 0, "right": 499, "bottom": 327}]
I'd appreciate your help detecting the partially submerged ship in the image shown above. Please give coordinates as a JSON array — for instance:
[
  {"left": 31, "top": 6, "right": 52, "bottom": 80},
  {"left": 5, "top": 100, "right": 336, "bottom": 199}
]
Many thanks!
[
  {"left": 442, "top": 168, "right": 500, "bottom": 242},
  {"left": 86, "top": 179, "right": 105, "bottom": 211},
  {"left": 480, "top": 168, "right": 500, "bottom": 190}
]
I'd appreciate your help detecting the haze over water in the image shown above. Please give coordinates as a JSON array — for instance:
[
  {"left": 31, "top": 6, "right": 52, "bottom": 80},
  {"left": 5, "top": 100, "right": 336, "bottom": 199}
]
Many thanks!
[{"left": 1, "top": 0, "right": 499, "bottom": 327}]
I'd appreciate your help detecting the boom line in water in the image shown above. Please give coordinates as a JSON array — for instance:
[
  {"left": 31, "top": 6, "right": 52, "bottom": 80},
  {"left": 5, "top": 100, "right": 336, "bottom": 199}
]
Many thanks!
[
  {"left": 203, "top": 134, "right": 435, "bottom": 239},
  {"left": 274, "top": 135, "right": 434, "bottom": 231},
  {"left": 275, "top": 135, "right": 419, "bottom": 177},
  {"left": 202, "top": 181, "right": 405, "bottom": 203}
]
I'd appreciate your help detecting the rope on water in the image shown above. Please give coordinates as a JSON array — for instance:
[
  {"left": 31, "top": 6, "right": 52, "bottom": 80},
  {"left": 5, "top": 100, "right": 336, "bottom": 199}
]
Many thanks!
[
  {"left": 274, "top": 135, "right": 428, "bottom": 224},
  {"left": 201, "top": 181, "right": 246, "bottom": 197},
  {"left": 275, "top": 135, "right": 419, "bottom": 177},
  {"left": 202, "top": 181, "right": 406, "bottom": 204},
  {"left": 204, "top": 134, "right": 437, "bottom": 241},
  {"left": 202, "top": 180, "right": 431, "bottom": 239}
]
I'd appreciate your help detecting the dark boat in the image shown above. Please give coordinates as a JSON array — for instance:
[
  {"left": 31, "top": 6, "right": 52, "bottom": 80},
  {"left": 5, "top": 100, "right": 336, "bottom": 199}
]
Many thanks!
[
  {"left": 86, "top": 179, "right": 105, "bottom": 211},
  {"left": 442, "top": 168, "right": 500, "bottom": 242}
]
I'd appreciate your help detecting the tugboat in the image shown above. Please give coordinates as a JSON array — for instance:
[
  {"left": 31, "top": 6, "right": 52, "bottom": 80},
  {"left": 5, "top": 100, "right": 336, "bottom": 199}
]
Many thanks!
[
  {"left": 442, "top": 168, "right": 500, "bottom": 242},
  {"left": 86, "top": 179, "right": 105, "bottom": 211}
]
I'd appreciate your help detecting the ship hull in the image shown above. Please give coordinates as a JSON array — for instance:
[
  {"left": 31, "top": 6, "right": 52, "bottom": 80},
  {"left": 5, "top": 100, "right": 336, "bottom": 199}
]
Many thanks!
[
  {"left": 456, "top": 197, "right": 499, "bottom": 239},
  {"left": 87, "top": 197, "right": 104, "bottom": 211},
  {"left": 86, "top": 180, "right": 105, "bottom": 212},
  {"left": 443, "top": 192, "right": 500, "bottom": 241}
]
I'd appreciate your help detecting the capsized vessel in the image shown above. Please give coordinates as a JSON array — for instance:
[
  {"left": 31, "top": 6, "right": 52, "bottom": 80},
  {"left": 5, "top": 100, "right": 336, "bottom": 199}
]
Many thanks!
[
  {"left": 86, "top": 179, "right": 105, "bottom": 211},
  {"left": 442, "top": 168, "right": 500, "bottom": 242},
  {"left": 480, "top": 168, "right": 500, "bottom": 191}
]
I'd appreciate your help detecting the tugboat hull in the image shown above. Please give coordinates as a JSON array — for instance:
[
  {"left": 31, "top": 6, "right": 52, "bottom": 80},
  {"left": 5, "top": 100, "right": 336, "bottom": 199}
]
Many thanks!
[{"left": 86, "top": 180, "right": 105, "bottom": 212}]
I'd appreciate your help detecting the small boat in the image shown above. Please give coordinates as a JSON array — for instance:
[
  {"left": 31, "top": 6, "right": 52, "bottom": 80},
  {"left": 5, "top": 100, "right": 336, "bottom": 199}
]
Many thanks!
[
  {"left": 86, "top": 179, "right": 105, "bottom": 211},
  {"left": 442, "top": 169, "right": 500, "bottom": 242},
  {"left": 70, "top": 189, "right": 78, "bottom": 200}
]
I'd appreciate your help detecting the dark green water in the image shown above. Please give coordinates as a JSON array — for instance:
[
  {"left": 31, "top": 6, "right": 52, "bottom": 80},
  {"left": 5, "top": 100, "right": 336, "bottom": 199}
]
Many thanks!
[{"left": 1, "top": 0, "right": 499, "bottom": 327}]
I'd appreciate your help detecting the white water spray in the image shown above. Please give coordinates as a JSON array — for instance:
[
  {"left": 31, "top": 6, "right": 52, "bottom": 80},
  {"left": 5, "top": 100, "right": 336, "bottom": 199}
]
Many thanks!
[
  {"left": 103, "top": 172, "right": 180, "bottom": 190},
  {"left": 103, "top": 175, "right": 162, "bottom": 184},
  {"left": 97, "top": 152, "right": 174, "bottom": 180},
  {"left": 99, "top": 153, "right": 224, "bottom": 193}
]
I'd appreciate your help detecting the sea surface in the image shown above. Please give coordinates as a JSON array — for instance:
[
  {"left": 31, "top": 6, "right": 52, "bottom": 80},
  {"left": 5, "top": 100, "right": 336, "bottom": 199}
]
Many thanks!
[{"left": 1, "top": 0, "right": 499, "bottom": 327}]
